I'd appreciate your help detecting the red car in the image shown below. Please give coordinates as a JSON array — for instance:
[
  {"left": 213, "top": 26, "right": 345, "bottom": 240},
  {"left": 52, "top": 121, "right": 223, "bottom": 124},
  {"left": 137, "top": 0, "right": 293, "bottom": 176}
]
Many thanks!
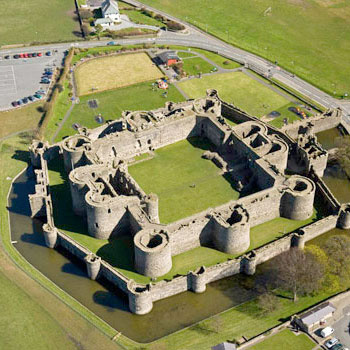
[
  {"left": 24, "top": 53, "right": 29, "bottom": 58},
  {"left": 19, "top": 53, "right": 24, "bottom": 58},
  {"left": 37, "top": 52, "right": 42, "bottom": 57}
]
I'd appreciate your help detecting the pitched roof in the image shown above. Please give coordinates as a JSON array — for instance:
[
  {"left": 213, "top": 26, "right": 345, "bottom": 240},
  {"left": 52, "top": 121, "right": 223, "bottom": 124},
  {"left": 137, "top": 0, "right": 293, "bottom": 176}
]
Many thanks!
[
  {"left": 95, "top": 17, "right": 113, "bottom": 24},
  {"left": 158, "top": 51, "right": 180, "bottom": 63},
  {"left": 101, "top": 0, "right": 119, "bottom": 15},
  {"left": 212, "top": 342, "right": 237, "bottom": 350},
  {"left": 300, "top": 302, "right": 336, "bottom": 326}
]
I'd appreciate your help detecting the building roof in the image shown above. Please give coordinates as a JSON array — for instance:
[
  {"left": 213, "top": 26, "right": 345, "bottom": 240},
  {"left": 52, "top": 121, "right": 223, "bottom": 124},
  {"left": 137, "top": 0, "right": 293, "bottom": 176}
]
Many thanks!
[
  {"left": 212, "top": 342, "right": 237, "bottom": 350},
  {"left": 157, "top": 51, "right": 180, "bottom": 63},
  {"left": 101, "top": 0, "right": 119, "bottom": 15},
  {"left": 95, "top": 17, "right": 113, "bottom": 24},
  {"left": 299, "top": 302, "right": 336, "bottom": 326}
]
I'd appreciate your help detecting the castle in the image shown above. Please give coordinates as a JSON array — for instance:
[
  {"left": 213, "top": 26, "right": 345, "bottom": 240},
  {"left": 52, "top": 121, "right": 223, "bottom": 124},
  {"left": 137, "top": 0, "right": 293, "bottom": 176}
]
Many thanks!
[{"left": 28, "top": 90, "right": 350, "bottom": 315}]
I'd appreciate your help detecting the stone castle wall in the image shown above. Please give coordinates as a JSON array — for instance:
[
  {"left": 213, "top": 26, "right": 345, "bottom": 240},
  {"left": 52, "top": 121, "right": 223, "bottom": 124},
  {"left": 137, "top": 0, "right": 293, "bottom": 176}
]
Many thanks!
[{"left": 27, "top": 92, "right": 349, "bottom": 315}]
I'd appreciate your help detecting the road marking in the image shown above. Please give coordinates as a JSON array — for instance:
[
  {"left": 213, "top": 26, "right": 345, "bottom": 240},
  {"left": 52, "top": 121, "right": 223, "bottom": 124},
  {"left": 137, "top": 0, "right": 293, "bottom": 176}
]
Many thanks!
[{"left": 0, "top": 65, "right": 17, "bottom": 95}]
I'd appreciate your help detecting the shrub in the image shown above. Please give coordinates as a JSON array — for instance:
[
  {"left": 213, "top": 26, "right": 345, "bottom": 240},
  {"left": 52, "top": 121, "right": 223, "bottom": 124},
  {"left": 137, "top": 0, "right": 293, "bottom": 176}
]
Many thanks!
[{"left": 166, "top": 20, "right": 185, "bottom": 31}]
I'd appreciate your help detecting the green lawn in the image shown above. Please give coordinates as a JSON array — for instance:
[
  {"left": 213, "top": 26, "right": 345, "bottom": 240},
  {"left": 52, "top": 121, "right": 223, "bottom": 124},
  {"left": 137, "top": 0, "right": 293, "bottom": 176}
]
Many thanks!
[
  {"left": 182, "top": 57, "right": 215, "bottom": 76},
  {"left": 44, "top": 80, "right": 72, "bottom": 142},
  {"left": 177, "top": 51, "right": 198, "bottom": 58},
  {"left": 0, "top": 0, "right": 78, "bottom": 46},
  {"left": 192, "top": 49, "right": 241, "bottom": 69},
  {"left": 179, "top": 71, "right": 292, "bottom": 117},
  {"left": 0, "top": 102, "right": 43, "bottom": 139},
  {"left": 140, "top": 0, "right": 350, "bottom": 98},
  {"left": 249, "top": 329, "right": 315, "bottom": 350},
  {"left": 0, "top": 270, "right": 77, "bottom": 350},
  {"left": 120, "top": 9, "right": 164, "bottom": 27},
  {"left": 129, "top": 137, "right": 240, "bottom": 223},
  {"left": 53, "top": 81, "right": 185, "bottom": 142}
]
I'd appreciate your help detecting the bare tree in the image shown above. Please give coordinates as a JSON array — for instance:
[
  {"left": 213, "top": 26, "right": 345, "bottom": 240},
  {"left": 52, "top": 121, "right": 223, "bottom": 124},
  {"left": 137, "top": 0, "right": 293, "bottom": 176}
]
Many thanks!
[
  {"left": 335, "top": 136, "right": 350, "bottom": 177},
  {"left": 269, "top": 248, "right": 325, "bottom": 302},
  {"left": 257, "top": 292, "right": 280, "bottom": 315}
]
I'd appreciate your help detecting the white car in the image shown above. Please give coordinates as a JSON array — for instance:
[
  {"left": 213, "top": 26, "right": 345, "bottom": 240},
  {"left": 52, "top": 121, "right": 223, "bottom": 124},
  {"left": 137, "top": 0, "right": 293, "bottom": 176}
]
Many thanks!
[{"left": 325, "top": 338, "right": 338, "bottom": 349}]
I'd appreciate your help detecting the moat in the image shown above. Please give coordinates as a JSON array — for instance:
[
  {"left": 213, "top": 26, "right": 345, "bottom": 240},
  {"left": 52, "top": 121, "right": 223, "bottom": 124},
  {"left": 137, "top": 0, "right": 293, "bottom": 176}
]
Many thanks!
[{"left": 9, "top": 170, "right": 257, "bottom": 342}]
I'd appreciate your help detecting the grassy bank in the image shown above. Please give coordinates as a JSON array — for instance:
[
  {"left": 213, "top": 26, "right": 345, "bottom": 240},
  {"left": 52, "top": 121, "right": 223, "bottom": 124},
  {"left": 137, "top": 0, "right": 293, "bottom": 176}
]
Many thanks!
[{"left": 141, "top": 0, "right": 350, "bottom": 98}]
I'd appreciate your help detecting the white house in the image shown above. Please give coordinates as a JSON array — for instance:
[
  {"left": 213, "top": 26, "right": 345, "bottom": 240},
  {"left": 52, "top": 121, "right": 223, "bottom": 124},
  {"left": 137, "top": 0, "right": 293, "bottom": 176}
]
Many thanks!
[
  {"left": 95, "top": 17, "right": 113, "bottom": 28},
  {"left": 101, "top": 0, "right": 120, "bottom": 22}
]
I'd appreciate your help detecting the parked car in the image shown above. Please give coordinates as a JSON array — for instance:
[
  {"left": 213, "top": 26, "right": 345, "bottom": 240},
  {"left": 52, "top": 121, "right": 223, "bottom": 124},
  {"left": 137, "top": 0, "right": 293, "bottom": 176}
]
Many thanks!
[
  {"left": 45, "top": 51, "right": 52, "bottom": 56},
  {"left": 40, "top": 80, "right": 50, "bottom": 84},
  {"left": 34, "top": 93, "right": 43, "bottom": 99},
  {"left": 11, "top": 101, "right": 18, "bottom": 107},
  {"left": 321, "top": 327, "right": 335, "bottom": 338},
  {"left": 13, "top": 54, "right": 19, "bottom": 59},
  {"left": 32, "top": 52, "right": 37, "bottom": 57},
  {"left": 17, "top": 100, "right": 23, "bottom": 106},
  {"left": 43, "top": 71, "right": 53, "bottom": 76},
  {"left": 331, "top": 344, "right": 346, "bottom": 350},
  {"left": 37, "top": 52, "right": 42, "bottom": 57},
  {"left": 107, "top": 41, "right": 116, "bottom": 45},
  {"left": 325, "top": 338, "right": 338, "bottom": 349},
  {"left": 4, "top": 55, "right": 10, "bottom": 59},
  {"left": 28, "top": 96, "right": 35, "bottom": 102},
  {"left": 22, "top": 97, "right": 29, "bottom": 104}
]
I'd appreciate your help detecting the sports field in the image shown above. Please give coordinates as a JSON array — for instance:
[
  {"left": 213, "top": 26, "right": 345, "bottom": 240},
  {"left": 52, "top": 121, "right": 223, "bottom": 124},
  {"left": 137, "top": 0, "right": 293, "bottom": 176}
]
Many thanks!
[
  {"left": 141, "top": 0, "right": 350, "bottom": 98},
  {"left": 249, "top": 329, "right": 315, "bottom": 350},
  {"left": 179, "top": 71, "right": 292, "bottom": 117},
  {"left": 0, "top": 0, "right": 78, "bottom": 46},
  {"left": 129, "top": 137, "right": 240, "bottom": 223},
  {"left": 75, "top": 52, "right": 164, "bottom": 95}
]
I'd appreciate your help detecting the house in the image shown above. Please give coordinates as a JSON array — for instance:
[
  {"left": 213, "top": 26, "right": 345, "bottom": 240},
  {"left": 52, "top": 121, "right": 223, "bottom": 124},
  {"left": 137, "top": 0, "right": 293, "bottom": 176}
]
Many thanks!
[
  {"left": 95, "top": 17, "right": 113, "bottom": 28},
  {"left": 101, "top": 0, "right": 120, "bottom": 22},
  {"left": 157, "top": 51, "right": 181, "bottom": 66},
  {"left": 212, "top": 342, "right": 237, "bottom": 350},
  {"left": 294, "top": 302, "right": 336, "bottom": 332}
]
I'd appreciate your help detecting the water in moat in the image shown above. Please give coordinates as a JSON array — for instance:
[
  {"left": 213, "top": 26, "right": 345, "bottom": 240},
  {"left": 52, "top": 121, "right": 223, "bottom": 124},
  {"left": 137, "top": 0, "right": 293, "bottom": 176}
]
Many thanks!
[
  {"left": 9, "top": 169, "right": 256, "bottom": 343},
  {"left": 309, "top": 127, "right": 350, "bottom": 246}
]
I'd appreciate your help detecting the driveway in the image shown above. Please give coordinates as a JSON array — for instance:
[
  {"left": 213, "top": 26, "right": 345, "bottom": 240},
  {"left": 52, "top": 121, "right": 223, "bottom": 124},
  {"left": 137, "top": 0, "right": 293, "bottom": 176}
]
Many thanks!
[{"left": 333, "top": 313, "right": 350, "bottom": 349}]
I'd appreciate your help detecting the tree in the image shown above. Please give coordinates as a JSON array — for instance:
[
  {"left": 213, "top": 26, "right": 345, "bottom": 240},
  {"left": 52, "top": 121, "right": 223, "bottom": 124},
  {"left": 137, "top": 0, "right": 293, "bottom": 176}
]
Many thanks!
[
  {"left": 95, "top": 24, "right": 103, "bottom": 39},
  {"left": 335, "top": 136, "right": 350, "bottom": 177},
  {"left": 269, "top": 247, "right": 325, "bottom": 302},
  {"left": 82, "top": 24, "right": 91, "bottom": 36},
  {"left": 322, "top": 235, "right": 350, "bottom": 284},
  {"left": 79, "top": 9, "right": 93, "bottom": 20},
  {"left": 257, "top": 292, "right": 280, "bottom": 315}
]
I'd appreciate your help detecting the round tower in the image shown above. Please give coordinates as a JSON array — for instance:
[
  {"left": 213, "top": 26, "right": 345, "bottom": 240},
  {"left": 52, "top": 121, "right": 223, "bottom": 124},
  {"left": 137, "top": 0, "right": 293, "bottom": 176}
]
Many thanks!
[
  {"left": 280, "top": 175, "right": 315, "bottom": 220},
  {"left": 144, "top": 193, "right": 160, "bottom": 224},
  {"left": 84, "top": 253, "right": 101, "bottom": 280},
  {"left": 338, "top": 204, "right": 350, "bottom": 229},
  {"left": 42, "top": 223, "right": 57, "bottom": 248},
  {"left": 62, "top": 135, "right": 91, "bottom": 172},
  {"left": 127, "top": 282, "right": 153, "bottom": 315},
  {"left": 29, "top": 140, "right": 47, "bottom": 168},
  {"left": 190, "top": 266, "right": 207, "bottom": 293},
  {"left": 292, "top": 230, "right": 305, "bottom": 249},
  {"left": 213, "top": 205, "right": 250, "bottom": 255},
  {"left": 134, "top": 229, "right": 172, "bottom": 278},
  {"left": 243, "top": 251, "right": 256, "bottom": 275}
]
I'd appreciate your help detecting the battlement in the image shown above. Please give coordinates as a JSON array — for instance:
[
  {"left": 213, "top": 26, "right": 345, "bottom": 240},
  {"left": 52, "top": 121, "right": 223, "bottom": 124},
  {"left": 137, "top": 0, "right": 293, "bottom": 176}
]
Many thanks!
[{"left": 27, "top": 91, "right": 344, "bottom": 315}]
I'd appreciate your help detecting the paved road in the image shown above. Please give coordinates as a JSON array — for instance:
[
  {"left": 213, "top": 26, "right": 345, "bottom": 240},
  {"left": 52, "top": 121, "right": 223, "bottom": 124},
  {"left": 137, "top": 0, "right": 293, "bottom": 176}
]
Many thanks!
[{"left": 0, "top": 4, "right": 349, "bottom": 118}]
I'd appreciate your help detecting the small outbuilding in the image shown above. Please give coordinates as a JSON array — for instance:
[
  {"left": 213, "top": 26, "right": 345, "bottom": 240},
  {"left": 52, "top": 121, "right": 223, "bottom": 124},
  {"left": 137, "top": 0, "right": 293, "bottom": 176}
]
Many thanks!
[
  {"left": 157, "top": 51, "right": 180, "bottom": 66},
  {"left": 212, "top": 342, "right": 237, "bottom": 350},
  {"left": 95, "top": 17, "right": 113, "bottom": 28},
  {"left": 294, "top": 301, "right": 336, "bottom": 332}
]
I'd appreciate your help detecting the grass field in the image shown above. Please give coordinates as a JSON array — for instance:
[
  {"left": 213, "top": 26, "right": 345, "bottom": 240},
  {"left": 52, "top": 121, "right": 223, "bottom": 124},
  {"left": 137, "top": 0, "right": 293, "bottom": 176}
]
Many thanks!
[
  {"left": 0, "top": 102, "right": 43, "bottom": 139},
  {"left": 249, "top": 329, "right": 315, "bottom": 350},
  {"left": 53, "top": 81, "right": 184, "bottom": 141},
  {"left": 0, "top": 0, "right": 78, "bottom": 46},
  {"left": 129, "top": 137, "right": 240, "bottom": 223},
  {"left": 141, "top": 0, "right": 350, "bottom": 98},
  {"left": 75, "top": 52, "right": 164, "bottom": 95},
  {"left": 179, "top": 71, "right": 294, "bottom": 117},
  {"left": 181, "top": 57, "right": 215, "bottom": 76},
  {"left": 120, "top": 9, "right": 164, "bottom": 27},
  {"left": 192, "top": 49, "right": 241, "bottom": 70}
]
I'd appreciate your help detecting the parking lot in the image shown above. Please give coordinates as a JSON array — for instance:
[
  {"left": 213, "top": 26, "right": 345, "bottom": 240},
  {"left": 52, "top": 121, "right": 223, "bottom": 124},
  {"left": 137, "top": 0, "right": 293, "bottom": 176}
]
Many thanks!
[
  {"left": 333, "top": 311, "right": 350, "bottom": 349},
  {"left": 0, "top": 51, "right": 64, "bottom": 110}
]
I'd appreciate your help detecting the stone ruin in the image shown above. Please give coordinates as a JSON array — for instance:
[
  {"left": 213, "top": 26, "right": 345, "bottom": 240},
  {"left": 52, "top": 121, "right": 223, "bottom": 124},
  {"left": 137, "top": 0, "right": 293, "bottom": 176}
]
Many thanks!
[{"left": 27, "top": 89, "right": 350, "bottom": 314}]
